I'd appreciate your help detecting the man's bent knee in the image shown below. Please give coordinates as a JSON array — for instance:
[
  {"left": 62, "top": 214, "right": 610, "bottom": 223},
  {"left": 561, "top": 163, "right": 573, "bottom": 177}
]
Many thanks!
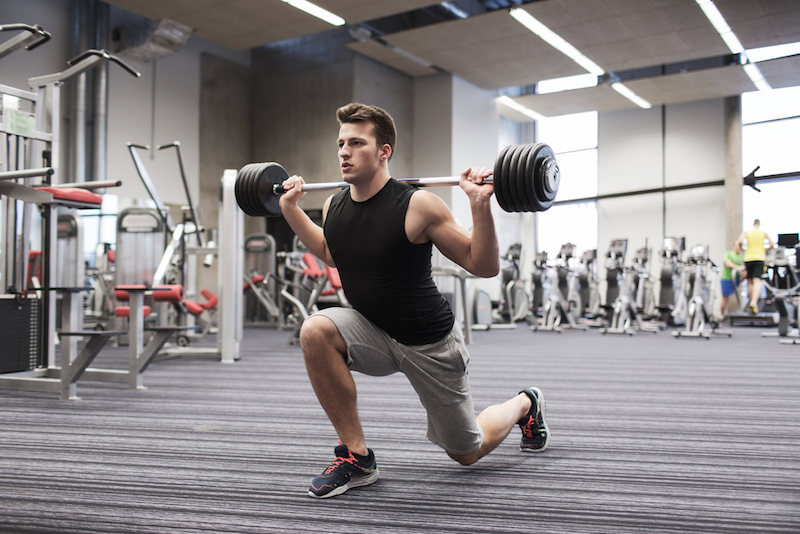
[
  {"left": 299, "top": 315, "right": 347, "bottom": 355},
  {"left": 447, "top": 450, "right": 481, "bottom": 466}
]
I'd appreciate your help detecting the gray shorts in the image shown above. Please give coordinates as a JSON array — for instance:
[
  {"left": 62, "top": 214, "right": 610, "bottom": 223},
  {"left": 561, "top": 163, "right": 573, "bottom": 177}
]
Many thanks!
[{"left": 313, "top": 307, "right": 484, "bottom": 456}]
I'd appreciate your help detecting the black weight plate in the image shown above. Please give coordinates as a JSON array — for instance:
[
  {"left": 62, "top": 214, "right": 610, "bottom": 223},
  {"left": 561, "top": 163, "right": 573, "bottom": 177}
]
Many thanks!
[
  {"left": 493, "top": 145, "right": 513, "bottom": 213},
  {"left": 513, "top": 143, "right": 534, "bottom": 212},
  {"left": 506, "top": 144, "right": 527, "bottom": 212},
  {"left": 538, "top": 144, "right": 558, "bottom": 202},
  {"left": 241, "top": 164, "right": 263, "bottom": 217},
  {"left": 538, "top": 145, "right": 559, "bottom": 205},
  {"left": 247, "top": 164, "right": 269, "bottom": 217},
  {"left": 532, "top": 144, "right": 558, "bottom": 210},
  {"left": 499, "top": 144, "right": 522, "bottom": 212},
  {"left": 235, "top": 164, "right": 258, "bottom": 216},
  {"left": 258, "top": 163, "right": 289, "bottom": 218},
  {"left": 522, "top": 143, "right": 543, "bottom": 212}
]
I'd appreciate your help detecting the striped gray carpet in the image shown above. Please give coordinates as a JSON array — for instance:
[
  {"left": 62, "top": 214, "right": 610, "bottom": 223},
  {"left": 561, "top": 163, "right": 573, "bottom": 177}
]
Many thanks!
[{"left": 0, "top": 325, "right": 798, "bottom": 533}]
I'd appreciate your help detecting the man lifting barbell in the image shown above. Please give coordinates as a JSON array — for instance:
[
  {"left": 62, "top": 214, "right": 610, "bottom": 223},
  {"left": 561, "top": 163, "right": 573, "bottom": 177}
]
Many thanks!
[{"left": 242, "top": 103, "right": 553, "bottom": 499}]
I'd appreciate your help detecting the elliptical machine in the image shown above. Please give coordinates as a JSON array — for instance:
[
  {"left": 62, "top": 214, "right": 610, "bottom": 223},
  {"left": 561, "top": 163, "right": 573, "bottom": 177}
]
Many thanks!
[
  {"left": 530, "top": 251, "right": 548, "bottom": 318},
  {"left": 656, "top": 237, "right": 685, "bottom": 325},
  {"left": 532, "top": 243, "right": 587, "bottom": 332},
  {"left": 673, "top": 245, "right": 732, "bottom": 338},
  {"left": 599, "top": 239, "right": 659, "bottom": 335},
  {"left": 492, "top": 243, "right": 529, "bottom": 327},
  {"left": 578, "top": 249, "right": 602, "bottom": 320}
]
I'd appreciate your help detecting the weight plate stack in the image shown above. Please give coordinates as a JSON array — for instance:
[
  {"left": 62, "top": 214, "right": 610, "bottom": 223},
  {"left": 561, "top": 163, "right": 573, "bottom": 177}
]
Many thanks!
[
  {"left": 505, "top": 144, "right": 525, "bottom": 212},
  {"left": 514, "top": 143, "right": 534, "bottom": 212},
  {"left": 493, "top": 145, "right": 513, "bottom": 213}
]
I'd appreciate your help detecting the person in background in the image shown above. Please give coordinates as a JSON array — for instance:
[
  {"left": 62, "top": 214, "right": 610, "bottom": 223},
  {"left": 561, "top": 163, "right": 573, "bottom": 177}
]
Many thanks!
[
  {"left": 719, "top": 241, "right": 744, "bottom": 318},
  {"left": 736, "top": 219, "right": 775, "bottom": 314}
]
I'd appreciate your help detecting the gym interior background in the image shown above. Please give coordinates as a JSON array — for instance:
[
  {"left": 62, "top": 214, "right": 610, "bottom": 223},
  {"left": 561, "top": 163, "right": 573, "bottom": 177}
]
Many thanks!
[
  {"left": 4, "top": 0, "right": 798, "bottom": 302},
  {"left": 1, "top": 0, "right": 799, "bottom": 532}
]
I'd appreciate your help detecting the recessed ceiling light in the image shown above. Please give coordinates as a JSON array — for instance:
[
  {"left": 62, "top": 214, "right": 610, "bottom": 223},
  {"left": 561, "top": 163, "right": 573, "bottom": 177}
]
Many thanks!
[{"left": 281, "top": 0, "right": 344, "bottom": 26}]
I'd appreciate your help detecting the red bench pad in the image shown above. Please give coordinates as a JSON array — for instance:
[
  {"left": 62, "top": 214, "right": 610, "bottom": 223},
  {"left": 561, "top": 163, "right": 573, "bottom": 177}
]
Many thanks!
[
  {"left": 115, "top": 305, "right": 152, "bottom": 318},
  {"left": 35, "top": 186, "right": 102, "bottom": 205}
]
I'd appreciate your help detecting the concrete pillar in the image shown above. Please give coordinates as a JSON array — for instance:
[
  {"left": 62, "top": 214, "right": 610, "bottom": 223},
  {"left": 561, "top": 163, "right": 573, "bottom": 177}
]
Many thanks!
[
  {"left": 723, "top": 95, "right": 743, "bottom": 249},
  {"left": 723, "top": 96, "right": 743, "bottom": 314}
]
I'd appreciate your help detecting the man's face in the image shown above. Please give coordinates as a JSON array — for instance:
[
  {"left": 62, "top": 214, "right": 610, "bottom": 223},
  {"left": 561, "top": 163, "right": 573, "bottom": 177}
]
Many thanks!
[{"left": 337, "top": 121, "right": 387, "bottom": 184}]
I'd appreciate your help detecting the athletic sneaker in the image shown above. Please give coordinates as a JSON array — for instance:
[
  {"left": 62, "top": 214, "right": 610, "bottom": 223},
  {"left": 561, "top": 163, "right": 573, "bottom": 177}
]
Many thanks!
[
  {"left": 308, "top": 444, "right": 379, "bottom": 498},
  {"left": 518, "top": 387, "right": 549, "bottom": 453},
  {"left": 749, "top": 302, "right": 758, "bottom": 314}
]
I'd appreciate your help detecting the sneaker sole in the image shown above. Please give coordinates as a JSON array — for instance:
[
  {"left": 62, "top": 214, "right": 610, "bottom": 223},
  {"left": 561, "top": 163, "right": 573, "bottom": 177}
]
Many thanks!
[
  {"left": 520, "top": 387, "right": 549, "bottom": 453},
  {"left": 307, "top": 468, "right": 380, "bottom": 499}
]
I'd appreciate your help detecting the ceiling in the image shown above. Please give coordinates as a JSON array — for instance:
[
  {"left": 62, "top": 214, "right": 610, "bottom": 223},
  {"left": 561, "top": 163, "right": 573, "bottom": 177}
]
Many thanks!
[{"left": 103, "top": 0, "right": 800, "bottom": 117}]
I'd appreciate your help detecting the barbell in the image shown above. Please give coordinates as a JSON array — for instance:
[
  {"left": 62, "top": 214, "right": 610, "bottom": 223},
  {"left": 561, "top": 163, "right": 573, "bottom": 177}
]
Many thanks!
[{"left": 234, "top": 142, "right": 560, "bottom": 218}]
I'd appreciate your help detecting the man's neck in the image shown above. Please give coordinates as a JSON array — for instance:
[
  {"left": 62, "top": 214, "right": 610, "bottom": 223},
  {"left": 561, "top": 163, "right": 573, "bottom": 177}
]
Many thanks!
[{"left": 349, "top": 169, "right": 391, "bottom": 202}]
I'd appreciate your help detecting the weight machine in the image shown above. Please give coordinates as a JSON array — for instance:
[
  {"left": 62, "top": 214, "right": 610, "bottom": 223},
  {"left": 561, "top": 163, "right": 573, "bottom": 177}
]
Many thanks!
[
  {"left": 0, "top": 38, "right": 142, "bottom": 398},
  {"left": 656, "top": 237, "right": 686, "bottom": 325},
  {"left": 673, "top": 245, "right": 732, "bottom": 339},
  {"left": 761, "top": 233, "right": 800, "bottom": 344},
  {"left": 493, "top": 243, "right": 529, "bottom": 328},
  {"left": 125, "top": 142, "right": 220, "bottom": 350},
  {"left": 578, "top": 249, "right": 601, "bottom": 317},
  {"left": 529, "top": 251, "right": 549, "bottom": 318},
  {"left": 532, "top": 243, "right": 587, "bottom": 332},
  {"left": 599, "top": 239, "right": 659, "bottom": 335}
]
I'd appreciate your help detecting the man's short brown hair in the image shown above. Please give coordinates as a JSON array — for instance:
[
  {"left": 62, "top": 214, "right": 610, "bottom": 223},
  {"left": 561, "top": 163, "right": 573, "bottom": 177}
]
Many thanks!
[{"left": 336, "top": 103, "right": 396, "bottom": 159}]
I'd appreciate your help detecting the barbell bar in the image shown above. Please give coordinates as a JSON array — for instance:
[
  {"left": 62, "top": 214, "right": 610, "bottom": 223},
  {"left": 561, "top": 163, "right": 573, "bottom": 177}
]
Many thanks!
[{"left": 234, "top": 142, "right": 560, "bottom": 218}]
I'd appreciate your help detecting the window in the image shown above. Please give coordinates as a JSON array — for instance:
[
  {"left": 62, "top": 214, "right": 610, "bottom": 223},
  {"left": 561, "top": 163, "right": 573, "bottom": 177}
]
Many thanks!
[
  {"left": 536, "top": 111, "right": 598, "bottom": 259},
  {"left": 741, "top": 85, "right": 800, "bottom": 239}
]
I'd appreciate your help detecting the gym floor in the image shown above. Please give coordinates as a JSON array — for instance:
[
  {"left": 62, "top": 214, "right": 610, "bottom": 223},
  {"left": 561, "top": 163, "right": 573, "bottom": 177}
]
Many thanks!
[{"left": 1, "top": 325, "right": 798, "bottom": 533}]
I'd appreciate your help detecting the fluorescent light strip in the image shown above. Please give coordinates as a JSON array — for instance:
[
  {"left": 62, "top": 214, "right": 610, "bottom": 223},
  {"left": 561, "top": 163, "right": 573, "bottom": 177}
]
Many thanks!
[
  {"left": 509, "top": 8, "right": 604, "bottom": 76},
  {"left": 509, "top": 8, "right": 653, "bottom": 109},
  {"left": 719, "top": 31, "right": 744, "bottom": 54},
  {"left": 743, "top": 63, "right": 771, "bottom": 91},
  {"left": 696, "top": 0, "right": 730, "bottom": 34},
  {"left": 441, "top": 2, "right": 469, "bottom": 19},
  {"left": 695, "top": 0, "right": 770, "bottom": 90},
  {"left": 611, "top": 83, "right": 651, "bottom": 109},
  {"left": 282, "top": 0, "right": 344, "bottom": 26},
  {"left": 746, "top": 41, "right": 800, "bottom": 62},
  {"left": 497, "top": 95, "right": 546, "bottom": 121},
  {"left": 387, "top": 44, "right": 434, "bottom": 69},
  {"left": 538, "top": 73, "right": 598, "bottom": 94}
]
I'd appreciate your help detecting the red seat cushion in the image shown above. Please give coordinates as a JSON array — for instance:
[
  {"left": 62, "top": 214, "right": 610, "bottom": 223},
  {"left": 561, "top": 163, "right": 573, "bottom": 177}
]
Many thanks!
[
  {"left": 115, "top": 305, "right": 152, "bottom": 318},
  {"left": 325, "top": 265, "right": 343, "bottom": 289},
  {"left": 153, "top": 284, "right": 184, "bottom": 302},
  {"left": 200, "top": 289, "right": 218, "bottom": 309},
  {"left": 35, "top": 186, "right": 102, "bottom": 205},
  {"left": 243, "top": 275, "right": 265, "bottom": 292},
  {"left": 115, "top": 284, "right": 147, "bottom": 302},
  {"left": 302, "top": 253, "right": 324, "bottom": 278},
  {"left": 184, "top": 300, "right": 204, "bottom": 315}
]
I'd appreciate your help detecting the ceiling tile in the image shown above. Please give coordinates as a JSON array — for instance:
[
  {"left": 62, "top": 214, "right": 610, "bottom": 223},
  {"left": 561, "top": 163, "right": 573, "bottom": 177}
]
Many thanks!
[
  {"left": 758, "top": 55, "right": 800, "bottom": 89},
  {"left": 345, "top": 40, "right": 439, "bottom": 77},
  {"left": 626, "top": 65, "right": 756, "bottom": 105}
]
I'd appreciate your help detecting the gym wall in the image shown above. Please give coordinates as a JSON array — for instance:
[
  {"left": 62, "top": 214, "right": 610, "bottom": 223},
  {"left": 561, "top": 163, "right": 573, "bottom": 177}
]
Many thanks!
[{"left": 598, "top": 98, "right": 729, "bottom": 286}]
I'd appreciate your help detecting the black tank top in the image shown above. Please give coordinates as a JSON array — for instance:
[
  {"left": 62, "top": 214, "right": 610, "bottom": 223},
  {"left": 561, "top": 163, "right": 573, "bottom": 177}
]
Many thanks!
[{"left": 324, "top": 179, "right": 454, "bottom": 345}]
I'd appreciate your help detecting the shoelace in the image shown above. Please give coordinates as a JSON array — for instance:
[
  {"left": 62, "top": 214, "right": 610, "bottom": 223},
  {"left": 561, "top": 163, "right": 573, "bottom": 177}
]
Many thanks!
[
  {"left": 520, "top": 415, "right": 536, "bottom": 437},
  {"left": 324, "top": 453, "right": 359, "bottom": 474}
]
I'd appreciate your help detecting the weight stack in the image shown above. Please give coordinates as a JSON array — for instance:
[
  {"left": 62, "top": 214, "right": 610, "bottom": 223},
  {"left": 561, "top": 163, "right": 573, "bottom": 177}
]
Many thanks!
[{"left": 0, "top": 296, "right": 40, "bottom": 373}]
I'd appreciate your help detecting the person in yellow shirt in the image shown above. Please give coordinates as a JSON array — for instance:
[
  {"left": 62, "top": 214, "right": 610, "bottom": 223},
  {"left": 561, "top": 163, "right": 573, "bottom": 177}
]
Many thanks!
[{"left": 735, "top": 219, "right": 775, "bottom": 314}]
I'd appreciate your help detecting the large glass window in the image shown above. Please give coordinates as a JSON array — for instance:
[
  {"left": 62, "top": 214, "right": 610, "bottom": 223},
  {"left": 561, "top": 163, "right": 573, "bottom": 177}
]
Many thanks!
[
  {"left": 741, "top": 86, "right": 800, "bottom": 239},
  {"left": 536, "top": 111, "right": 598, "bottom": 259}
]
